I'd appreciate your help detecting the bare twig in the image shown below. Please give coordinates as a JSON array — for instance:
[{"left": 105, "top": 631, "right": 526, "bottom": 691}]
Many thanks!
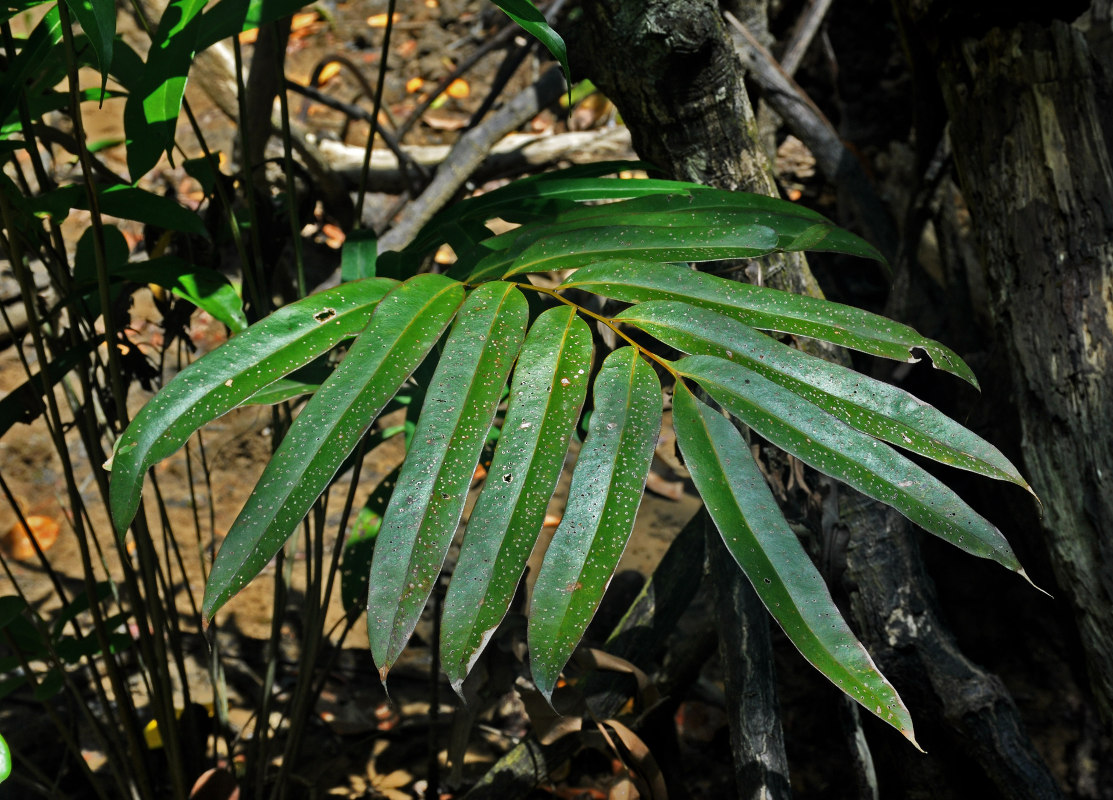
[
  {"left": 780, "top": 0, "right": 835, "bottom": 77},
  {"left": 286, "top": 78, "right": 430, "bottom": 186}
]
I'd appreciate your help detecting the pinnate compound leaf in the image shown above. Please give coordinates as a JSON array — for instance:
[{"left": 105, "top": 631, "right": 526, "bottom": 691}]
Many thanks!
[
  {"left": 675, "top": 355, "right": 1023, "bottom": 573},
  {"left": 565, "top": 262, "right": 978, "bottom": 387},
  {"left": 528, "top": 347, "right": 661, "bottom": 699},
  {"left": 203, "top": 275, "right": 464, "bottom": 621},
  {"left": 124, "top": 0, "right": 208, "bottom": 179},
  {"left": 619, "top": 302, "right": 1029, "bottom": 492},
  {"left": 110, "top": 278, "right": 397, "bottom": 537},
  {"left": 368, "top": 282, "right": 529, "bottom": 680},
  {"left": 671, "top": 384, "right": 917, "bottom": 744},
  {"left": 441, "top": 305, "right": 593, "bottom": 691}
]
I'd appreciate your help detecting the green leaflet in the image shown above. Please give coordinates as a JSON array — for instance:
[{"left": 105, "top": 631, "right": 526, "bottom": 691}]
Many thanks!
[
  {"left": 109, "top": 278, "right": 397, "bottom": 537},
  {"left": 565, "top": 261, "right": 978, "bottom": 387},
  {"left": 123, "top": 0, "right": 208, "bottom": 179},
  {"left": 455, "top": 188, "right": 881, "bottom": 282},
  {"left": 62, "top": 0, "right": 115, "bottom": 88},
  {"left": 367, "top": 282, "right": 529, "bottom": 681},
  {"left": 0, "top": 6, "right": 62, "bottom": 127},
  {"left": 408, "top": 163, "right": 669, "bottom": 257},
  {"left": 499, "top": 222, "right": 780, "bottom": 278},
  {"left": 675, "top": 355, "right": 1024, "bottom": 574},
  {"left": 441, "top": 305, "right": 593, "bottom": 693},
  {"left": 671, "top": 384, "right": 917, "bottom": 745},
  {"left": 528, "top": 347, "right": 661, "bottom": 700},
  {"left": 490, "top": 0, "right": 569, "bottom": 88},
  {"left": 203, "top": 275, "right": 464, "bottom": 621},
  {"left": 619, "top": 302, "right": 1029, "bottom": 491}
]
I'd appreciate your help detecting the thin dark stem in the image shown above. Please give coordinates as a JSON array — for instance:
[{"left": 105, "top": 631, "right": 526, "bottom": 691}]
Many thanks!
[{"left": 354, "top": 0, "right": 398, "bottom": 226}]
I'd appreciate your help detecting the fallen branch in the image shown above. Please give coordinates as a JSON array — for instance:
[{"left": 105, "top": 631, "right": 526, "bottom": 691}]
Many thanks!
[
  {"left": 374, "top": 65, "right": 567, "bottom": 254},
  {"left": 316, "top": 126, "right": 634, "bottom": 194}
]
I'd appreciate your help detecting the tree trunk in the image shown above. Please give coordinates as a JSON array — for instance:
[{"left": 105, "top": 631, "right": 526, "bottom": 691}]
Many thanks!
[
  {"left": 573, "top": 0, "right": 821, "bottom": 299},
  {"left": 896, "top": 0, "right": 1113, "bottom": 723}
]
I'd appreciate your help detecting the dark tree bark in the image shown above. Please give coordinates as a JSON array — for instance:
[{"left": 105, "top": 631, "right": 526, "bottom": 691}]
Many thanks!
[
  {"left": 574, "top": 0, "right": 822, "bottom": 299},
  {"left": 837, "top": 487, "right": 1063, "bottom": 799},
  {"left": 895, "top": 0, "right": 1113, "bottom": 723},
  {"left": 709, "top": 524, "right": 793, "bottom": 800}
]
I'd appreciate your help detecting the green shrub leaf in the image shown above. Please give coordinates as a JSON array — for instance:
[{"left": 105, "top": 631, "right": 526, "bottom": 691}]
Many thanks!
[
  {"left": 528, "top": 347, "right": 661, "bottom": 700},
  {"left": 114, "top": 257, "right": 247, "bottom": 332},
  {"left": 619, "top": 302, "right": 1028, "bottom": 490},
  {"left": 490, "top": 0, "right": 569, "bottom": 86},
  {"left": 0, "top": 729, "right": 9, "bottom": 784},
  {"left": 0, "top": 6, "right": 62, "bottom": 125},
  {"left": 672, "top": 383, "right": 917, "bottom": 745},
  {"left": 124, "top": 0, "right": 208, "bottom": 179},
  {"left": 566, "top": 261, "right": 977, "bottom": 387},
  {"left": 204, "top": 275, "right": 464, "bottom": 620},
  {"left": 367, "top": 282, "right": 529, "bottom": 681},
  {"left": 458, "top": 188, "right": 881, "bottom": 282},
  {"left": 441, "top": 305, "right": 593, "bottom": 691},
  {"left": 676, "top": 355, "right": 1022, "bottom": 573},
  {"left": 62, "top": 0, "right": 115, "bottom": 87},
  {"left": 109, "top": 278, "right": 397, "bottom": 537},
  {"left": 31, "top": 184, "right": 208, "bottom": 237}
]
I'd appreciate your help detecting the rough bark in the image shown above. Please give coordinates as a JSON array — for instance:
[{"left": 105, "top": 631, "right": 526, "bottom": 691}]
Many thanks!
[
  {"left": 574, "top": 0, "right": 821, "bottom": 298},
  {"left": 896, "top": 0, "right": 1113, "bottom": 722}
]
